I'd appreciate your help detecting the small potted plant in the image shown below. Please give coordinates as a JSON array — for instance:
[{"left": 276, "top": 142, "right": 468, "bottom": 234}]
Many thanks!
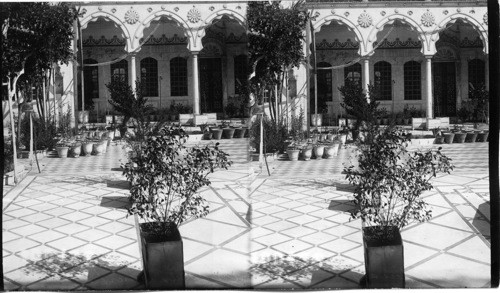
[
  {"left": 344, "top": 127, "right": 454, "bottom": 289},
  {"left": 55, "top": 140, "right": 70, "bottom": 158},
  {"left": 286, "top": 139, "right": 302, "bottom": 161},
  {"left": 123, "top": 126, "right": 231, "bottom": 289},
  {"left": 300, "top": 143, "right": 313, "bottom": 161},
  {"left": 69, "top": 141, "right": 82, "bottom": 158},
  {"left": 312, "top": 141, "right": 325, "bottom": 159}
]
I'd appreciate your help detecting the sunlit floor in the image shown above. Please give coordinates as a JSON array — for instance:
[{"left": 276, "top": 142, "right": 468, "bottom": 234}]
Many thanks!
[{"left": 2, "top": 139, "right": 490, "bottom": 289}]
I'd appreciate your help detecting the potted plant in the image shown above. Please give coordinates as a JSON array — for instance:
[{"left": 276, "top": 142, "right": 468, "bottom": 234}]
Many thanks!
[
  {"left": 300, "top": 144, "right": 313, "bottom": 161},
  {"left": 82, "top": 140, "right": 94, "bottom": 156},
  {"left": 123, "top": 126, "right": 231, "bottom": 289},
  {"left": 55, "top": 141, "right": 70, "bottom": 158},
  {"left": 312, "top": 142, "right": 325, "bottom": 159},
  {"left": 69, "top": 142, "right": 82, "bottom": 158},
  {"left": 344, "top": 127, "right": 454, "bottom": 289},
  {"left": 286, "top": 139, "right": 302, "bottom": 161},
  {"left": 323, "top": 137, "right": 341, "bottom": 158}
]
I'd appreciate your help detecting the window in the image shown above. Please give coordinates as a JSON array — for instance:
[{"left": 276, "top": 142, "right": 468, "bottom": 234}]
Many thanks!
[
  {"left": 84, "top": 59, "right": 99, "bottom": 101},
  {"left": 344, "top": 63, "right": 361, "bottom": 84},
  {"left": 140, "top": 57, "right": 158, "bottom": 97},
  {"left": 468, "top": 59, "right": 485, "bottom": 91},
  {"left": 374, "top": 61, "right": 392, "bottom": 100},
  {"left": 404, "top": 61, "right": 421, "bottom": 100},
  {"left": 110, "top": 59, "right": 128, "bottom": 84},
  {"left": 234, "top": 55, "right": 248, "bottom": 95},
  {"left": 170, "top": 57, "right": 188, "bottom": 96}
]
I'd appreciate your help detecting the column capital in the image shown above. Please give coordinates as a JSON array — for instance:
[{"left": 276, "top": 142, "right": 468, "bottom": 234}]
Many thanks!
[
  {"left": 190, "top": 51, "right": 200, "bottom": 56},
  {"left": 424, "top": 55, "right": 434, "bottom": 60}
]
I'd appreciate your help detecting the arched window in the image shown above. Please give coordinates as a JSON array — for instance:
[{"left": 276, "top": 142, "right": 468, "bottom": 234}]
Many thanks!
[
  {"left": 234, "top": 55, "right": 248, "bottom": 95},
  {"left": 170, "top": 57, "right": 188, "bottom": 96},
  {"left": 344, "top": 63, "right": 361, "bottom": 84},
  {"left": 374, "top": 61, "right": 392, "bottom": 100},
  {"left": 110, "top": 59, "right": 128, "bottom": 84},
  {"left": 404, "top": 61, "right": 421, "bottom": 100},
  {"left": 140, "top": 57, "right": 158, "bottom": 97},
  {"left": 468, "top": 59, "right": 485, "bottom": 91}
]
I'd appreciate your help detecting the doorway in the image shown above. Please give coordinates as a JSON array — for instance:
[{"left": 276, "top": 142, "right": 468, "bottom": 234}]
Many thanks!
[
  {"left": 199, "top": 58, "right": 223, "bottom": 113},
  {"left": 433, "top": 62, "right": 457, "bottom": 117}
]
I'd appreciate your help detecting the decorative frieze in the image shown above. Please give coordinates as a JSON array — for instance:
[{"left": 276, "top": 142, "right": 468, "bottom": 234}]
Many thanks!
[
  {"left": 316, "top": 39, "right": 359, "bottom": 50},
  {"left": 83, "top": 35, "right": 127, "bottom": 47},
  {"left": 373, "top": 38, "right": 421, "bottom": 49}
]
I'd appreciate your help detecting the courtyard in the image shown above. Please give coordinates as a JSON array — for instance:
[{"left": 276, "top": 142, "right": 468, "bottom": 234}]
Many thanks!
[{"left": 2, "top": 137, "right": 491, "bottom": 290}]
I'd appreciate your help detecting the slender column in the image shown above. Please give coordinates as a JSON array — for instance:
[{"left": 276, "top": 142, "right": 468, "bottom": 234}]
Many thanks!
[
  {"left": 425, "top": 56, "right": 433, "bottom": 119},
  {"left": 129, "top": 53, "right": 137, "bottom": 95},
  {"left": 362, "top": 57, "right": 370, "bottom": 96},
  {"left": 192, "top": 52, "right": 200, "bottom": 115}
]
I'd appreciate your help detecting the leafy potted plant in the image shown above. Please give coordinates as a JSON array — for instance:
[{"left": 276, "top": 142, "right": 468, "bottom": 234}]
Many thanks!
[
  {"left": 285, "top": 138, "right": 302, "bottom": 161},
  {"left": 81, "top": 140, "right": 94, "bottom": 156},
  {"left": 55, "top": 140, "right": 70, "bottom": 158},
  {"left": 123, "top": 126, "right": 231, "bottom": 289},
  {"left": 69, "top": 141, "right": 82, "bottom": 158},
  {"left": 344, "top": 127, "right": 454, "bottom": 289},
  {"left": 312, "top": 141, "right": 325, "bottom": 159}
]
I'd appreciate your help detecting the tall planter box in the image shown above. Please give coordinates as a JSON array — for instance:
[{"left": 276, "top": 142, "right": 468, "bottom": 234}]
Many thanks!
[
  {"left": 363, "top": 226, "right": 405, "bottom": 289},
  {"left": 139, "top": 223, "right": 185, "bottom": 289}
]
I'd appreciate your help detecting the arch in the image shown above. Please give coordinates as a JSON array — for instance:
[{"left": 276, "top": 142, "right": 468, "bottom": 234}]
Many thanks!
[
  {"left": 135, "top": 10, "right": 193, "bottom": 51},
  {"left": 312, "top": 15, "right": 364, "bottom": 56},
  {"left": 197, "top": 10, "right": 247, "bottom": 50},
  {"left": 203, "top": 9, "right": 246, "bottom": 28},
  {"left": 80, "top": 11, "right": 132, "bottom": 52},
  {"left": 369, "top": 14, "right": 426, "bottom": 55},
  {"left": 437, "top": 14, "right": 488, "bottom": 55}
]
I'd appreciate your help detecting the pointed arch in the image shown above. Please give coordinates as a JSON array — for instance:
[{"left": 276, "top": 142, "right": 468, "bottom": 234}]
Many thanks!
[
  {"left": 80, "top": 11, "right": 132, "bottom": 52},
  {"left": 312, "top": 15, "right": 364, "bottom": 56},
  {"left": 437, "top": 13, "right": 488, "bottom": 55},
  {"left": 135, "top": 10, "right": 194, "bottom": 51},
  {"left": 369, "top": 14, "right": 427, "bottom": 55}
]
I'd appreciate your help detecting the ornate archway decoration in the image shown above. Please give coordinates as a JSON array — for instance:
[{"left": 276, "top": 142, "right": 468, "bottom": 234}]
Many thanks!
[
  {"left": 436, "top": 13, "right": 488, "bottom": 55},
  {"left": 80, "top": 11, "right": 132, "bottom": 52},
  {"left": 368, "top": 14, "right": 427, "bottom": 56},
  {"left": 135, "top": 10, "right": 193, "bottom": 51},
  {"left": 312, "top": 15, "right": 364, "bottom": 56}
]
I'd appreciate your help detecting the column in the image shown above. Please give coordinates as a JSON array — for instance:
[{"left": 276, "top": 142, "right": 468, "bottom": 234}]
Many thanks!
[
  {"left": 192, "top": 52, "right": 200, "bottom": 115},
  {"left": 425, "top": 56, "right": 433, "bottom": 119},
  {"left": 129, "top": 53, "right": 137, "bottom": 95},
  {"left": 362, "top": 57, "right": 370, "bottom": 96}
]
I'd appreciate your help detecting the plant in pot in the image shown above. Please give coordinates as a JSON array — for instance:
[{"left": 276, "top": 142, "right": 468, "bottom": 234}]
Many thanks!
[
  {"left": 344, "top": 127, "right": 454, "bottom": 289},
  {"left": 55, "top": 140, "right": 71, "bottom": 158},
  {"left": 285, "top": 138, "right": 303, "bottom": 161},
  {"left": 323, "top": 137, "right": 341, "bottom": 158},
  {"left": 123, "top": 126, "right": 231, "bottom": 289}
]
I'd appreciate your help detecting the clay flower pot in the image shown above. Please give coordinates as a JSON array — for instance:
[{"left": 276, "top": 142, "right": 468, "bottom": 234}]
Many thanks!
[
  {"left": 453, "top": 132, "right": 467, "bottom": 143},
  {"left": 324, "top": 143, "right": 340, "bottom": 158},
  {"left": 443, "top": 133, "right": 455, "bottom": 144},
  {"left": 313, "top": 145, "right": 325, "bottom": 159},
  {"left": 211, "top": 129, "right": 223, "bottom": 140},
  {"left": 56, "top": 146, "right": 69, "bottom": 158},
  {"left": 286, "top": 149, "right": 300, "bottom": 161},
  {"left": 82, "top": 142, "right": 94, "bottom": 156},
  {"left": 222, "top": 128, "right": 235, "bottom": 139},
  {"left": 465, "top": 132, "right": 478, "bottom": 143},
  {"left": 301, "top": 148, "right": 312, "bottom": 161}
]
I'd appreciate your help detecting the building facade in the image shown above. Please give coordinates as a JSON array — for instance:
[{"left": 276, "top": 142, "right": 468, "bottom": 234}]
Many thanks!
[{"left": 57, "top": 0, "right": 488, "bottom": 124}]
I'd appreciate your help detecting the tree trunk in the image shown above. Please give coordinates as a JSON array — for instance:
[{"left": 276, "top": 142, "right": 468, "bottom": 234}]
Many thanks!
[{"left": 7, "top": 72, "right": 24, "bottom": 184}]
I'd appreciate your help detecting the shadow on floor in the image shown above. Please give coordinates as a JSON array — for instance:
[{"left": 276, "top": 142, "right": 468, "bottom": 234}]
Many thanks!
[
  {"left": 100, "top": 196, "right": 131, "bottom": 210},
  {"left": 107, "top": 179, "right": 129, "bottom": 190},
  {"left": 250, "top": 255, "right": 363, "bottom": 289},
  {"left": 328, "top": 200, "right": 357, "bottom": 213},
  {"left": 21, "top": 252, "right": 141, "bottom": 288},
  {"left": 472, "top": 201, "right": 491, "bottom": 242}
]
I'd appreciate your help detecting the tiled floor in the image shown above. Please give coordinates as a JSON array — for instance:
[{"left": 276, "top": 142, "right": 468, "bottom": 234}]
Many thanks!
[{"left": 2, "top": 138, "right": 491, "bottom": 290}]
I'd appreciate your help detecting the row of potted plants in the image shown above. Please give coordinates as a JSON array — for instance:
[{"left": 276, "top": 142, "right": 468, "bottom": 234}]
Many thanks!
[
  {"left": 435, "top": 129, "right": 489, "bottom": 144},
  {"left": 54, "top": 130, "right": 116, "bottom": 158},
  {"left": 201, "top": 125, "right": 249, "bottom": 140},
  {"left": 286, "top": 134, "right": 345, "bottom": 161}
]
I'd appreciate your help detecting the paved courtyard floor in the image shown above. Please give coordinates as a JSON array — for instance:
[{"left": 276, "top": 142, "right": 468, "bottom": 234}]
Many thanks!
[{"left": 2, "top": 138, "right": 491, "bottom": 290}]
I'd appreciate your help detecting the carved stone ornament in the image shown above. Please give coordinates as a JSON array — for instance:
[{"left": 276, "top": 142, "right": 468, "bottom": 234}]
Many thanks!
[
  {"left": 469, "top": 9, "right": 475, "bottom": 14},
  {"left": 147, "top": 7, "right": 152, "bottom": 13},
  {"left": 98, "top": 6, "right": 102, "bottom": 11},
  {"left": 357, "top": 12, "right": 372, "bottom": 28},
  {"left": 344, "top": 11, "right": 349, "bottom": 17},
  {"left": 174, "top": 7, "right": 179, "bottom": 12},
  {"left": 421, "top": 11, "right": 435, "bottom": 27},
  {"left": 484, "top": 13, "right": 488, "bottom": 24},
  {"left": 381, "top": 11, "right": 386, "bottom": 16},
  {"left": 331, "top": 10, "right": 336, "bottom": 15},
  {"left": 111, "top": 8, "right": 116, "bottom": 14},
  {"left": 125, "top": 9, "right": 139, "bottom": 24},
  {"left": 408, "top": 11, "right": 413, "bottom": 16},
  {"left": 209, "top": 6, "right": 215, "bottom": 11},
  {"left": 161, "top": 5, "right": 166, "bottom": 10},
  {"left": 457, "top": 8, "right": 461, "bottom": 13},
  {"left": 187, "top": 7, "right": 201, "bottom": 23},
  {"left": 236, "top": 5, "right": 241, "bottom": 10},
  {"left": 443, "top": 10, "right": 449, "bottom": 15}
]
